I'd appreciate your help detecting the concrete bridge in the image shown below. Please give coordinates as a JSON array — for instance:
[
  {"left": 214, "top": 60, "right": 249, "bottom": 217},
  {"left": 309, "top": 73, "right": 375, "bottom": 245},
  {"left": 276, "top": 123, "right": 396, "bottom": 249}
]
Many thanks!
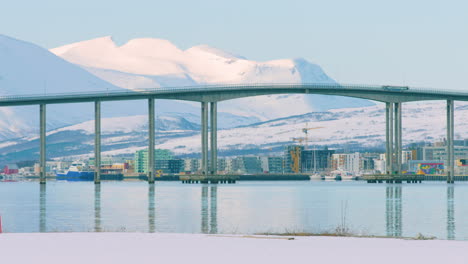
[{"left": 1, "top": 83, "right": 465, "bottom": 184}]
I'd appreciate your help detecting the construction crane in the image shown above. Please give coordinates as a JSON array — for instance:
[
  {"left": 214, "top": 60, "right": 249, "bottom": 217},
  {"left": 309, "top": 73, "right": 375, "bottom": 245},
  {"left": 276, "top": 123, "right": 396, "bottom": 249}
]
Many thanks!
[
  {"left": 288, "top": 126, "right": 324, "bottom": 174},
  {"left": 302, "top": 125, "right": 324, "bottom": 148},
  {"left": 289, "top": 146, "right": 302, "bottom": 173},
  {"left": 291, "top": 137, "right": 308, "bottom": 144}
]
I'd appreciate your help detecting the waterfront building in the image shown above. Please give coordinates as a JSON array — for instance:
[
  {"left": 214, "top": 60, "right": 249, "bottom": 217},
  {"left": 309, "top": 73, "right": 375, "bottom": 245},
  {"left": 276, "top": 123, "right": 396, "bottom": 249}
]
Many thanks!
[
  {"left": 332, "top": 152, "right": 361, "bottom": 173},
  {"left": 227, "top": 156, "right": 262, "bottom": 174},
  {"left": 134, "top": 149, "right": 174, "bottom": 173},
  {"left": 407, "top": 160, "right": 445, "bottom": 175},
  {"left": 402, "top": 150, "right": 414, "bottom": 164},
  {"left": 167, "top": 159, "right": 184, "bottom": 174},
  {"left": 184, "top": 158, "right": 201, "bottom": 174},
  {"left": 87, "top": 157, "right": 128, "bottom": 168},
  {"left": 283, "top": 145, "right": 304, "bottom": 173},
  {"left": 418, "top": 146, "right": 468, "bottom": 161},
  {"left": 217, "top": 158, "right": 227, "bottom": 173},
  {"left": 18, "top": 166, "right": 34, "bottom": 176},
  {"left": 100, "top": 163, "right": 130, "bottom": 175},
  {"left": 260, "top": 156, "right": 284, "bottom": 173},
  {"left": 373, "top": 158, "right": 386, "bottom": 174},
  {"left": 3, "top": 164, "right": 19, "bottom": 175},
  {"left": 34, "top": 162, "right": 55, "bottom": 174},
  {"left": 301, "top": 148, "right": 335, "bottom": 173}
]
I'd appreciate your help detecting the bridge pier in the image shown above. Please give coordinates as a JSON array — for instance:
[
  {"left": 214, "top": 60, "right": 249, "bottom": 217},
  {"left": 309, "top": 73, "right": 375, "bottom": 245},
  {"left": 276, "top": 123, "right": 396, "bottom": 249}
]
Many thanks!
[
  {"left": 210, "top": 102, "right": 217, "bottom": 175},
  {"left": 385, "top": 102, "right": 402, "bottom": 175},
  {"left": 148, "top": 98, "right": 155, "bottom": 184},
  {"left": 394, "top": 102, "right": 402, "bottom": 175},
  {"left": 447, "top": 100, "right": 454, "bottom": 184},
  {"left": 385, "top": 103, "right": 393, "bottom": 174},
  {"left": 94, "top": 101, "right": 101, "bottom": 184},
  {"left": 40, "top": 104, "right": 46, "bottom": 184},
  {"left": 201, "top": 102, "right": 209, "bottom": 175}
]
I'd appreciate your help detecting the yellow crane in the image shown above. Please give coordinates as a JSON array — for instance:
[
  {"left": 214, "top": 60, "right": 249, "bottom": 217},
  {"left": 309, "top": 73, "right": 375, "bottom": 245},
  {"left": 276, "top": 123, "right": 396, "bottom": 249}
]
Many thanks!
[
  {"left": 289, "top": 146, "right": 302, "bottom": 173},
  {"left": 288, "top": 137, "right": 308, "bottom": 173},
  {"left": 302, "top": 125, "right": 324, "bottom": 148},
  {"left": 288, "top": 126, "right": 324, "bottom": 173}
]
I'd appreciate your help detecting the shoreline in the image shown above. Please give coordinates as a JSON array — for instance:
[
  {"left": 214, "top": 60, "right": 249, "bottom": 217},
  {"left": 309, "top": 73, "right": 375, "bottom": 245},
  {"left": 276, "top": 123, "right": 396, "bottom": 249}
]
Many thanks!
[{"left": 0, "top": 233, "right": 466, "bottom": 263}]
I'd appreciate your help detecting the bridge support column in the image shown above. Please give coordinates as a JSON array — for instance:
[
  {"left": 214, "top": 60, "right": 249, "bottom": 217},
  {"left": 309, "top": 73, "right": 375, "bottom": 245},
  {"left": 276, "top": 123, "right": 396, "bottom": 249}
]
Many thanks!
[
  {"left": 201, "top": 102, "right": 209, "bottom": 175},
  {"left": 94, "top": 101, "right": 101, "bottom": 184},
  {"left": 394, "top": 102, "right": 402, "bottom": 175},
  {"left": 447, "top": 100, "right": 455, "bottom": 184},
  {"left": 385, "top": 103, "right": 394, "bottom": 174},
  {"left": 148, "top": 98, "right": 155, "bottom": 184},
  {"left": 210, "top": 102, "right": 217, "bottom": 175},
  {"left": 40, "top": 104, "right": 46, "bottom": 184}
]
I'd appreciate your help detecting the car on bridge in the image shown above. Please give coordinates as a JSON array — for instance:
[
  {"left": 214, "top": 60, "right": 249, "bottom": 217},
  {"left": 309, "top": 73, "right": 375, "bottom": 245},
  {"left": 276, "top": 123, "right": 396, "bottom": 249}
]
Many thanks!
[{"left": 382, "top": 85, "right": 409, "bottom": 91}]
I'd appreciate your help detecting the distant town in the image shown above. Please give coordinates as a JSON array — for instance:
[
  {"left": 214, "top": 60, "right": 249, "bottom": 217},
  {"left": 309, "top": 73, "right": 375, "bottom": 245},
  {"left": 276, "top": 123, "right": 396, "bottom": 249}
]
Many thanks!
[{"left": 2, "top": 138, "right": 468, "bottom": 179}]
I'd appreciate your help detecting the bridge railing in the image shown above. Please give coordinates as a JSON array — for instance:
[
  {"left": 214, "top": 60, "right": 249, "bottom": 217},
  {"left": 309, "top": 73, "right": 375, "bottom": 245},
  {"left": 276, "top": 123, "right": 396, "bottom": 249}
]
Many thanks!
[{"left": 0, "top": 83, "right": 464, "bottom": 102}]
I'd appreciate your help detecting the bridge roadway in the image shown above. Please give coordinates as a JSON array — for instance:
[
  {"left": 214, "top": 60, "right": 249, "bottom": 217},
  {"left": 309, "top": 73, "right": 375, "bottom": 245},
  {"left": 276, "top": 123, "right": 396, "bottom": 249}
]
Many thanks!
[{"left": 0, "top": 83, "right": 463, "bottom": 184}]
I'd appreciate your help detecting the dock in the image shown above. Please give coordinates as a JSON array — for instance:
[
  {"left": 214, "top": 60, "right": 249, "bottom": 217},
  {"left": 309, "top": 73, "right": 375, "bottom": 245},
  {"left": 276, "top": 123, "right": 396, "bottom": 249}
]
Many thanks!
[
  {"left": 363, "top": 174, "right": 468, "bottom": 183},
  {"left": 363, "top": 175, "right": 424, "bottom": 183},
  {"left": 180, "top": 175, "right": 240, "bottom": 184}
]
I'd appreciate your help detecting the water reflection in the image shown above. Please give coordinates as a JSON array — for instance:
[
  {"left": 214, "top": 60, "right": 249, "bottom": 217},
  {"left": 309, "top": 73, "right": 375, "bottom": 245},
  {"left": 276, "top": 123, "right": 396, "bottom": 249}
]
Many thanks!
[
  {"left": 447, "top": 186, "right": 455, "bottom": 240},
  {"left": 95, "top": 184, "right": 102, "bottom": 232},
  {"left": 13, "top": 181, "right": 460, "bottom": 238},
  {"left": 201, "top": 186, "right": 209, "bottom": 233},
  {"left": 201, "top": 185, "right": 218, "bottom": 234},
  {"left": 210, "top": 186, "right": 218, "bottom": 234},
  {"left": 39, "top": 184, "right": 46, "bottom": 232},
  {"left": 385, "top": 185, "right": 402, "bottom": 237},
  {"left": 148, "top": 184, "right": 155, "bottom": 233}
]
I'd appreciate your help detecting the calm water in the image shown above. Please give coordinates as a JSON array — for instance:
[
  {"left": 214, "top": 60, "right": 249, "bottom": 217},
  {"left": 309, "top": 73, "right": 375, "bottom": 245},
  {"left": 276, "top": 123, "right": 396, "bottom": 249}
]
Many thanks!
[{"left": 0, "top": 180, "right": 465, "bottom": 240}]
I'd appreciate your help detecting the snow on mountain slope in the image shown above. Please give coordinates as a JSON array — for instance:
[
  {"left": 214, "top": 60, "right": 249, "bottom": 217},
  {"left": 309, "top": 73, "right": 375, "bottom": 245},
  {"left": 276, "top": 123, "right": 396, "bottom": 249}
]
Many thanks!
[
  {"left": 0, "top": 34, "right": 261, "bottom": 143},
  {"left": 52, "top": 115, "right": 199, "bottom": 135},
  {"left": 0, "top": 34, "right": 124, "bottom": 139},
  {"left": 150, "top": 101, "right": 468, "bottom": 155},
  {"left": 0, "top": 35, "right": 116, "bottom": 95},
  {"left": 0, "top": 100, "right": 462, "bottom": 164},
  {"left": 51, "top": 36, "right": 374, "bottom": 120}
]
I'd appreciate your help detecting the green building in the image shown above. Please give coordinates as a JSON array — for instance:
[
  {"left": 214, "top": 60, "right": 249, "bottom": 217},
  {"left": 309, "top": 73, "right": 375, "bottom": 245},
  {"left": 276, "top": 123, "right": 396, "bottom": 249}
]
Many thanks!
[{"left": 134, "top": 149, "right": 174, "bottom": 173}]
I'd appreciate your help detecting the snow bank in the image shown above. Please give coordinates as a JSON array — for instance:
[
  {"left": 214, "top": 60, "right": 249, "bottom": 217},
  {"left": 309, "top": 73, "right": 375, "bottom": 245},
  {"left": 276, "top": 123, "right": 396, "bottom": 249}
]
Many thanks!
[{"left": 0, "top": 233, "right": 466, "bottom": 264}]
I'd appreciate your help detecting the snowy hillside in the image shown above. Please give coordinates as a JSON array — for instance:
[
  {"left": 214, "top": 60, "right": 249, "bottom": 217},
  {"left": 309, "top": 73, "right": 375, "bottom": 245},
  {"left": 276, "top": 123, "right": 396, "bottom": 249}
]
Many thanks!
[
  {"left": 0, "top": 101, "right": 465, "bottom": 164},
  {"left": 51, "top": 36, "right": 373, "bottom": 120},
  {"left": 0, "top": 34, "right": 119, "bottom": 139},
  {"left": 0, "top": 115, "right": 201, "bottom": 165},
  {"left": 0, "top": 34, "right": 261, "bottom": 141},
  {"left": 155, "top": 101, "right": 465, "bottom": 155}
]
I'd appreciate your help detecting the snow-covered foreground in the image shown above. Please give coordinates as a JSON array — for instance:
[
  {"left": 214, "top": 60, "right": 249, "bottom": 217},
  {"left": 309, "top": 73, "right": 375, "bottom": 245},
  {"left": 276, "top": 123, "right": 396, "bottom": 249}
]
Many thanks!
[{"left": 0, "top": 233, "right": 467, "bottom": 264}]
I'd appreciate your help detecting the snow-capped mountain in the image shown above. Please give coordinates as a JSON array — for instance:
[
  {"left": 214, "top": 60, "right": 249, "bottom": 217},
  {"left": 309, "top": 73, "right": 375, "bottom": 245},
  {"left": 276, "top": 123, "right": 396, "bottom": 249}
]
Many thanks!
[
  {"left": 0, "top": 34, "right": 379, "bottom": 164},
  {"left": 0, "top": 101, "right": 464, "bottom": 164},
  {"left": 0, "top": 34, "right": 118, "bottom": 139},
  {"left": 51, "top": 36, "right": 373, "bottom": 120},
  {"left": 0, "top": 34, "right": 260, "bottom": 141}
]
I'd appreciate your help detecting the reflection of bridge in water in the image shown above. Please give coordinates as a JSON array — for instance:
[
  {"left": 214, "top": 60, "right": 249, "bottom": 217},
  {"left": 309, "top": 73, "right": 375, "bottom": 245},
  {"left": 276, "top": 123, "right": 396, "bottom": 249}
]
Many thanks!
[
  {"left": 38, "top": 184, "right": 219, "bottom": 233},
  {"left": 384, "top": 185, "right": 455, "bottom": 239},
  {"left": 4, "top": 84, "right": 465, "bottom": 184},
  {"left": 38, "top": 184, "right": 457, "bottom": 238},
  {"left": 201, "top": 185, "right": 218, "bottom": 234},
  {"left": 386, "top": 186, "right": 402, "bottom": 237},
  {"left": 447, "top": 186, "right": 455, "bottom": 240}
]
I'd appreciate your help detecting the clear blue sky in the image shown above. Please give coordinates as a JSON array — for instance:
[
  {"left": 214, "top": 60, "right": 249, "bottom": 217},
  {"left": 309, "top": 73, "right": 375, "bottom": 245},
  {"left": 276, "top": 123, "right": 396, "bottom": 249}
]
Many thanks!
[{"left": 2, "top": 0, "right": 467, "bottom": 90}]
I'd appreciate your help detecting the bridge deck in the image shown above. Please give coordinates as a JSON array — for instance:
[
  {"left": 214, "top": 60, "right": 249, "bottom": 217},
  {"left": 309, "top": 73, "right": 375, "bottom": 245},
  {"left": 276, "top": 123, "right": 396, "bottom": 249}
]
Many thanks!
[{"left": 0, "top": 84, "right": 467, "bottom": 106}]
